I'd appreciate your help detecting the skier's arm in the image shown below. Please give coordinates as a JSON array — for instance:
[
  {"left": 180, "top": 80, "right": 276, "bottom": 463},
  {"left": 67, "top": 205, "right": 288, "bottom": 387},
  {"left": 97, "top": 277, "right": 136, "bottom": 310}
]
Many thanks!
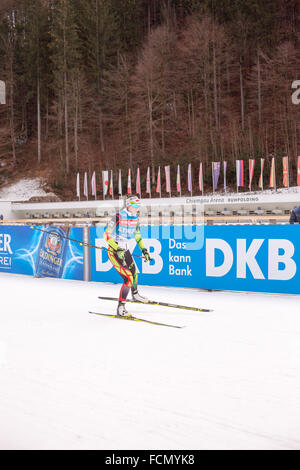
[
  {"left": 134, "top": 226, "right": 145, "bottom": 251},
  {"left": 104, "top": 215, "right": 120, "bottom": 250},
  {"left": 135, "top": 225, "right": 151, "bottom": 262}
]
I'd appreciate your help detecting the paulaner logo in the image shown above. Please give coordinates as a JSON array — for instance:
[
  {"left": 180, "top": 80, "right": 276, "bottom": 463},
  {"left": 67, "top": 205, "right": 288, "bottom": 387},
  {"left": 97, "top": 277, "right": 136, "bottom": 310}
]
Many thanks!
[
  {"left": 291, "top": 80, "right": 300, "bottom": 105},
  {"left": 0, "top": 233, "right": 13, "bottom": 268}
]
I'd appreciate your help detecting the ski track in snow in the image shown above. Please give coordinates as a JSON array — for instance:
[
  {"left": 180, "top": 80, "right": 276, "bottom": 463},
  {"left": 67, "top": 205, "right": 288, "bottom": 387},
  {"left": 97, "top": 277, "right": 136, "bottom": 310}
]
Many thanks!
[{"left": 0, "top": 273, "right": 299, "bottom": 450}]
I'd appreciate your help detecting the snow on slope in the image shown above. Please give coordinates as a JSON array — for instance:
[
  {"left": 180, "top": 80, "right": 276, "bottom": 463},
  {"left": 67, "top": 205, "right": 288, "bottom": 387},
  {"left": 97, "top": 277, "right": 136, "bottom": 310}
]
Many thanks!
[
  {"left": 0, "top": 178, "right": 57, "bottom": 202},
  {"left": 0, "top": 177, "right": 299, "bottom": 204},
  {"left": 0, "top": 273, "right": 299, "bottom": 450}
]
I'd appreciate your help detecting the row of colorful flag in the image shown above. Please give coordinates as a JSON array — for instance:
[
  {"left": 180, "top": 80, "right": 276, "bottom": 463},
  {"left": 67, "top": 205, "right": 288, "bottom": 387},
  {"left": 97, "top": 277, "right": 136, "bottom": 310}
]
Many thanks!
[{"left": 76, "top": 156, "right": 300, "bottom": 199}]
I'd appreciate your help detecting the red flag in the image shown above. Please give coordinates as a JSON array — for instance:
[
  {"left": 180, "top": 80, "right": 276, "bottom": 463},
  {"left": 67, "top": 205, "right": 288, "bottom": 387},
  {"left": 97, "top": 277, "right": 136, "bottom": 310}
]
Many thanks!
[
  {"left": 176, "top": 165, "right": 181, "bottom": 193},
  {"left": 282, "top": 157, "right": 289, "bottom": 187},
  {"left": 199, "top": 163, "right": 203, "bottom": 193},
  {"left": 127, "top": 169, "right": 132, "bottom": 194},
  {"left": 258, "top": 159, "right": 265, "bottom": 189},
  {"left": 249, "top": 159, "right": 255, "bottom": 189},
  {"left": 269, "top": 157, "right": 276, "bottom": 189},
  {"left": 109, "top": 170, "right": 113, "bottom": 197},
  {"left": 136, "top": 168, "right": 141, "bottom": 196},
  {"left": 156, "top": 167, "right": 161, "bottom": 196}
]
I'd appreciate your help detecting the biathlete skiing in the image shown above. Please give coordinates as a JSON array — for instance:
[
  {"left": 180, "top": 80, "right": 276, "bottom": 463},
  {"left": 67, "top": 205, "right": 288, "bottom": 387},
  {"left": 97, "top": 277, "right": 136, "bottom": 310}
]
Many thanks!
[{"left": 103, "top": 196, "right": 151, "bottom": 317}]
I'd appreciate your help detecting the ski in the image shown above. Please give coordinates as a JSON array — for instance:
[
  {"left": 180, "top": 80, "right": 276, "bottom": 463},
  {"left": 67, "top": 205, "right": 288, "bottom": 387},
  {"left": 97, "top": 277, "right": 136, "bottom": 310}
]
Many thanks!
[
  {"left": 89, "top": 311, "right": 184, "bottom": 329},
  {"left": 98, "top": 296, "right": 212, "bottom": 312}
]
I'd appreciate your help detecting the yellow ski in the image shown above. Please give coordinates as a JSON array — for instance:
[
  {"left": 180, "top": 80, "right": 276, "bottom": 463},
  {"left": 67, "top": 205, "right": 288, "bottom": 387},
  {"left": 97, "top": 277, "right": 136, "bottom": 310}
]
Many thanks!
[
  {"left": 98, "top": 296, "right": 212, "bottom": 312},
  {"left": 89, "top": 311, "right": 184, "bottom": 329}
]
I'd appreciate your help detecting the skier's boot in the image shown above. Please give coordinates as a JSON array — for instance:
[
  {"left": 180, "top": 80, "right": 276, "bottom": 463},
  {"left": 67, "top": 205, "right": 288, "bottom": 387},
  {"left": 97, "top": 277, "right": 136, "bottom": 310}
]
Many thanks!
[
  {"left": 132, "top": 290, "right": 149, "bottom": 303},
  {"left": 117, "top": 302, "right": 131, "bottom": 318}
]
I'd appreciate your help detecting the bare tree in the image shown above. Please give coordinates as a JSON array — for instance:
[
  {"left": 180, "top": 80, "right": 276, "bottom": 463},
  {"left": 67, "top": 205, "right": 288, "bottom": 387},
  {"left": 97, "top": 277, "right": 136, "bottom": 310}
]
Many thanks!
[{"left": 131, "top": 25, "right": 177, "bottom": 179}]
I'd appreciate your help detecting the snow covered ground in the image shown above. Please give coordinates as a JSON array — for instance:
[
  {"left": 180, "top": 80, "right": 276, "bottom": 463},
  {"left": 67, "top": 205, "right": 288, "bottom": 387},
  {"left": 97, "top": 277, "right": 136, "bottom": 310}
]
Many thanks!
[
  {"left": 0, "top": 273, "right": 299, "bottom": 450},
  {"left": 0, "top": 176, "right": 299, "bottom": 204},
  {"left": 0, "top": 178, "right": 57, "bottom": 202}
]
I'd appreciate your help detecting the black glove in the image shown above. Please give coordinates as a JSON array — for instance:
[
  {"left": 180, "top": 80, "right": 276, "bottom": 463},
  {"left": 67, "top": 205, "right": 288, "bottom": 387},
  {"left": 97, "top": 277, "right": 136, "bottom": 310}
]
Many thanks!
[{"left": 142, "top": 248, "right": 151, "bottom": 263}]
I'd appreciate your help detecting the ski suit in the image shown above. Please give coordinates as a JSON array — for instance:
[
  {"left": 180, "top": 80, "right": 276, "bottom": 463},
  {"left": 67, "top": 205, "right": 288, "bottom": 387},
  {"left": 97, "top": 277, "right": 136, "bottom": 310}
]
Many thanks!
[{"left": 104, "top": 208, "right": 145, "bottom": 302}]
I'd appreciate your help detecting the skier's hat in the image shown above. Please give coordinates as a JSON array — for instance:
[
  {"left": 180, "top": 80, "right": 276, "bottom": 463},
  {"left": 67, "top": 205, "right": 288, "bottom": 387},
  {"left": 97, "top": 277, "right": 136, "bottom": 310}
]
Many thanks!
[{"left": 126, "top": 195, "right": 141, "bottom": 209}]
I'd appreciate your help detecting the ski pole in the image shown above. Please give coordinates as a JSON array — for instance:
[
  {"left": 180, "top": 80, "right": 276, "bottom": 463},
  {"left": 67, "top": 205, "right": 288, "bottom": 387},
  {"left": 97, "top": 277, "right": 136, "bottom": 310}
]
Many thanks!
[{"left": 30, "top": 225, "right": 146, "bottom": 260}]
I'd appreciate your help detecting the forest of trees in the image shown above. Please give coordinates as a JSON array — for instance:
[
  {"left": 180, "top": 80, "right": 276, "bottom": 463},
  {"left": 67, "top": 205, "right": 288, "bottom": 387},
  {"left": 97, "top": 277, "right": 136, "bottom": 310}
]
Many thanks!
[{"left": 0, "top": 0, "right": 299, "bottom": 197}]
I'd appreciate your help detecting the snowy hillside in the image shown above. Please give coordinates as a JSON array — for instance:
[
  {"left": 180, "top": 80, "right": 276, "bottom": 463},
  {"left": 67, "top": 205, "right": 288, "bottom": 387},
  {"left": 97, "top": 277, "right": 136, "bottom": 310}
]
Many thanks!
[
  {"left": 0, "top": 178, "right": 57, "bottom": 202},
  {"left": 0, "top": 177, "right": 299, "bottom": 205},
  {"left": 0, "top": 273, "right": 299, "bottom": 450}
]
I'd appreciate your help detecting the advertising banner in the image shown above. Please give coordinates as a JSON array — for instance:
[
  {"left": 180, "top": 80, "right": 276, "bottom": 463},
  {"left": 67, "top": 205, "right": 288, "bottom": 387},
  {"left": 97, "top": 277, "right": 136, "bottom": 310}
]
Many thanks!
[
  {"left": 0, "top": 226, "right": 84, "bottom": 280},
  {"left": 1, "top": 224, "right": 299, "bottom": 295},
  {"left": 90, "top": 225, "right": 300, "bottom": 295}
]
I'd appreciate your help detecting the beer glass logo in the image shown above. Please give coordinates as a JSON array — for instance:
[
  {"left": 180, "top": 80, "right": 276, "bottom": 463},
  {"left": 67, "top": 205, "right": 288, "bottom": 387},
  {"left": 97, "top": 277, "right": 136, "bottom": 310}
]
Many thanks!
[{"left": 46, "top": 233, "right": 62, "bottom": 254}]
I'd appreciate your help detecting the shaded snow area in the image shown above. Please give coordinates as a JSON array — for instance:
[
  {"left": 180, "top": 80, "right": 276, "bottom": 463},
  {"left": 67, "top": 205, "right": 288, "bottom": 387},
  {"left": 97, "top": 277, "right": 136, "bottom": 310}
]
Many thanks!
[
  {"left": 0, "top": 178, "right": 56, "bottom": 201},
  {"left": 0, "top": 273, "right": 300, "bottom": 450}
]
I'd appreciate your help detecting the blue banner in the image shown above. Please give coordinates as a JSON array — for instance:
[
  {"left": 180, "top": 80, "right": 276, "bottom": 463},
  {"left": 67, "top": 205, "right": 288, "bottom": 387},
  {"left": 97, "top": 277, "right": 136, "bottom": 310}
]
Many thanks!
[
  {"left": 0, "top": 226, "right": 84, "bottom": 280},
  {"left": 90, "top": 225, "right": 300, "bottom": 295},
  {"left": 1, "top": 224, "right": 298, "bottom": 294}
]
